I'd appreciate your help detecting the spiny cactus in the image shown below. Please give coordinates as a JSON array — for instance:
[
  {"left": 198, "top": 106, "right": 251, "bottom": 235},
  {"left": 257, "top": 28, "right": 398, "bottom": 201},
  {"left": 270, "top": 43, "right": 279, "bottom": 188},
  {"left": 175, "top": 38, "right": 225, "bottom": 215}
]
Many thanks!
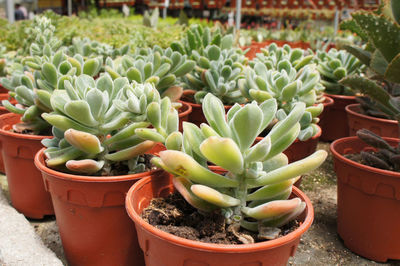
[
  {"left": 171, "top": 24, "right": 237, "bottom": 57},
  {"left": 152, "top": 93, "right": 327, "bottom": 241},
  {"left": 316, "top": 48, "right": 364, "bottom": 95},
  {"left": 340, "top": 9, "right": 400, "bottom": 121},
  {"left": 67, "top": 37, "right": 130, "bottom": 59},
  {"left": 184, "top": 45, "right": 247, "bottom": 104},
  {"left": 106, "top": 46, "right": 195, "bottom": 101},
  {"left": 239, "top": 60, "right": 323, "bottom": 141},
  {"left": 41, "top": 74, "right": 179, "bottom": 175}
]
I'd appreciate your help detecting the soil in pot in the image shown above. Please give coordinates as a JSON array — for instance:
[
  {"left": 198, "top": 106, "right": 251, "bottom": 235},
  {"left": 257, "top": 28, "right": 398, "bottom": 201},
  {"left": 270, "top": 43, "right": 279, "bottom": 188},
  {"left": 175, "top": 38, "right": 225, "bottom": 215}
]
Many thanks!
[
  {"left": 141, "top": 192, "right": 299, "bottom": 244},
  {"left": 0, "top": 113, "right": 53, "bottom": 219}
]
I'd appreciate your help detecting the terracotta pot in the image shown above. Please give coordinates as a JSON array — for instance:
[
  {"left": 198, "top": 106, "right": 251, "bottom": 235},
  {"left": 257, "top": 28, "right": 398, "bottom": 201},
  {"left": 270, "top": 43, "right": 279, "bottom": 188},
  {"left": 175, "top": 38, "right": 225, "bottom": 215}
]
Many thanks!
[
  {"left": 178, "top": 101, "right": 192, "bottom": 131},
  {"left": 35, "top": 148, "right": 168, "bottom": 266},
  {"left": 318, "top": 95, "right": 334, "bottom": 122},
  {"left": 0, "top": 113, "right": 53, "bottom": 218},
  {"left": 0, "top": 84, "right": 8, "bottom": 94},
  {"left": 125, "top": 174, "right": 314, "bottom": 266},
  {"left": 319, "top": 94, "right": 356, "bottom": 142},
  {"left": 0, "top": 93, "right": 17, "bottom": 173},
  {"left": 331, "top": 137, "right": 400, "bottom": 262},
  {"left": 179, "top": 90, "right": 233, "bottom": 126},
  {"left": 346, "top": 103, "right": 398, "bottom": 138}
]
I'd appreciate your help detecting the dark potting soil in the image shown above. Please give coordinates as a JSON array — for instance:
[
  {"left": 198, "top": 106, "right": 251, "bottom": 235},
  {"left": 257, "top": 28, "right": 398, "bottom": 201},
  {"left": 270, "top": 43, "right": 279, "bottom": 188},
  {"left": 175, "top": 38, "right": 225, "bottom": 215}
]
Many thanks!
[{"left": 141, "top": 192, "right": 300, "bottom": 244}]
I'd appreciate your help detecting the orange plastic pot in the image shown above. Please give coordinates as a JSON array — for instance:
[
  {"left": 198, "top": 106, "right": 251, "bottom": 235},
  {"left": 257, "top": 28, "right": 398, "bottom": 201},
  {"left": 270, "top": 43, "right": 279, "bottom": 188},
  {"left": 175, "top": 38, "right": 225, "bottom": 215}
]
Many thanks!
[
  {"left": 0, "top": 93, "right": 17, "bottom": 173},
  {"left": 35, "top": 148, "right": 169, "bottom": 266},
  {"left": 0, "top": 113, "right": 53, "bottom": 218},
  {"left": 179, "top": 90, "right": 234, "bottom": 126},
  {"left": 178, "top": 101, "right": 192, "bottom": 131},
  {"left": 319, "top": 94, "right": 356, "bottom": 142},
  {"left": 125, "top": 174, "right": 314, "bottom": 266},
  {"left": 346, "top": 104, "right": 398, "bottom": 138},
  {"left": 318, "top": 95, "right": 334, "bottom": 122},
  {"left": 331, "top": 137, "right": 400, "bottom": 262}
]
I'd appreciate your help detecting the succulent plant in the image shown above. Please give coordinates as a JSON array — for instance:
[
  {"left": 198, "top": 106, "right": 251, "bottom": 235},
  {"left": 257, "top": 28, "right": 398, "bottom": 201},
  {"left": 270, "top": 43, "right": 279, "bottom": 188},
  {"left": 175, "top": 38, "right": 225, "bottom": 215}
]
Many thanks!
[
  {"left": 67, "top": 37, "right": 130, "bottom": 59},
  {"left": 152, "top": 93, "right": 327, "bottom": 241},
  {"left": 183, "top": 45, "right": 247, "bottom": 105},
  {"left": 143, "top": 8, "right": 159, "bottom": 28},
  {"left": 0, "top": 49, "right": 103, "bottom": 134},
  {"left": 316, "top": 48, "right": 364, "bottom": 95},
  {"left": 41, "top": 74, "right": 179, "bottom": 175},
  {"left": 340, "top": 7, "right": 400, "bottom": 119},
  {"left": 251, "top": 43, "right": 315, "bottom": 72},
  {"left": 105, "top": 46, "right": 195, "bottom": 101},
  {"left": 170, "top": 24, "right": 237, "bottom": 57},
  {"left": 239, "top": 58, "right": 323, "bottom": 141},
  {"left": 354, "top": 129, "right": 400, "bottom": 172}
]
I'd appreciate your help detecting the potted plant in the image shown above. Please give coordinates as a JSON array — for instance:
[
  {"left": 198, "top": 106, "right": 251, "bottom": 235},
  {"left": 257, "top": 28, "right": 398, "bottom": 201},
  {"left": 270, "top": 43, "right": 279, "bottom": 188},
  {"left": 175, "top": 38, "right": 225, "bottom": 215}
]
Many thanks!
[
  {"left": 126, "top": 93, "right": 327, "bottom": 265},
  {"left": 331, "top": 5, "right": 400, "bottom": 261},
  {"left": 316, "top": 48, "right": 365, "bottom": 141},
  {"left": 0, "top": 16, "right": 102, "bottom": 218},
  {"left": 240, "top": 44, "right": 324, "bottom": 164},
  {"left": 34, "top": 75, "right": 179, "bottom": 266}
]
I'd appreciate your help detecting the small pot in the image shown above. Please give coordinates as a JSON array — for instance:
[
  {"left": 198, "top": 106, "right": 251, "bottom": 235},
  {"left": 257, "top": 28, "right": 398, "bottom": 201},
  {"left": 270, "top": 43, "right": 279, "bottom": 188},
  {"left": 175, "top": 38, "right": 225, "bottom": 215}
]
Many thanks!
[
  {"left": 179, "top": 90, "right": 233, "bottom": 126},
  {"left": 0, "top": 113, "right": 53, "bottom": 218},
  {"left": 125, "top": 174, "right": 314, "bottom": 266},
  {"left": 178, "top": 101, "right": 192, "bottom": 131},
  {"left": 319, "top": 94, "right": 356, "bottom": 142},
  {"left": 331, "top": 137, "right": 400, "bottom": 262},
  {"left": 346, "top": 103, "right": 398, "bottom": 138},
  {"left": 35, "top": 148, "right": 168, "bottom": 266},
  {"left": 318, "top": 95, "right": 334, "bottom": 122}
]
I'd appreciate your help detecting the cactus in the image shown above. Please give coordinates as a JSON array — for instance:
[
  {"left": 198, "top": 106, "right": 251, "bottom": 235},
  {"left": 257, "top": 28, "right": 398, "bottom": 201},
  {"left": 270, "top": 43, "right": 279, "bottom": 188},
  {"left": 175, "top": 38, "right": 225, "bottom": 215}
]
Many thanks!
[
  {"left": 183, "top": 45, "right": 247, "bottom": 104},
  {"left": 106, "top": 46, "right": 195, "bottom": 101},
  {"left": 316, "top": 48, "right": 364, "bottom": 95},
  {"left": 152, "top": 93, "right": 327, "bottom": 240},
  {"left": 68, "top": 37, "right": 130, "bottom": 59},
  {"left": 41, "top": 74, "right": 179, "bottom": 175},
  {"left": 240, "top": 57, "right": 323, "bottom": 141}
]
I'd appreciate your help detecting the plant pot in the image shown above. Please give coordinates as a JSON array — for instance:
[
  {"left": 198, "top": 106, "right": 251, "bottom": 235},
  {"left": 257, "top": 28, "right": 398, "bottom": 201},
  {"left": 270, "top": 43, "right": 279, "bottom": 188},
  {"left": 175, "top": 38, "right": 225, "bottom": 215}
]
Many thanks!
[
  {"left": 0, "top": 84, "right": 8, "bottom": 94},
  {"left": 178, "top": 101, "right": 192, "bottom": 131},
  {"left": 331, "top": 137, "right": 400, "bottom": 262},
  {"left": 346, "top": 103, "right": 398, "bottom": 138},
  {"left": 0, "top": 113, "right": 53, "bottom": 218},
  {"left": 0, "top": 94, "right": 17, "bottom": 173},
  {"left": 318, "top": 95, "right": 334, "bottom": 122},
  {"left": 180, "top": 90, "right": 233, "bottom": 126},
  {"left": 125, "top": 174, "right": 314, "bottom": 266},
  {"left": 319, "top": 94, "right": 356, "bottom": 142},
  {"left": 35, "top": 148, "right": 168, "bottom": 266}
]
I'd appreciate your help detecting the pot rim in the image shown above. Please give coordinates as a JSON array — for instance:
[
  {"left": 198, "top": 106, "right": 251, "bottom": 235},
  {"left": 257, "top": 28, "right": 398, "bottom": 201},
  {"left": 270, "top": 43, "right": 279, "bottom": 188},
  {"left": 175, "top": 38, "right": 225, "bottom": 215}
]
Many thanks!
[
  {"left": 324, "top": 93, "right": 356, "bottom": 100},
  {"left": 178, "top": 101, "right": 192, "bottom": 117},
  {"left": 322, "top": 96, "right": 334, "bottom": 107},
  {"left": 125, "top": 175, "right": 314, "bottom": 252},
  {"left": 0, "top": 113, "right": 50, "bottom": 140},
  {"left": 34, "top": 148, "right": 162, "bottom": 183},
  {"left": 345, "top": 104, "right": 398, "bottom": 125},
  {"left": 330, "top": 136, "right": 400, "bottom": 177}
]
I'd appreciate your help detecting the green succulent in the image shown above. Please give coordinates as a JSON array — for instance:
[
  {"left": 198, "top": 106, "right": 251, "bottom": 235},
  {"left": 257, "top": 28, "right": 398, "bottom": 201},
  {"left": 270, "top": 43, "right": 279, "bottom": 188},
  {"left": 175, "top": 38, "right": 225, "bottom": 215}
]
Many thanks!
[
  {"left": 240, "top": 58, "right": 323, "bottom": 141},
  {"left": 316, "top": 48, "right": 364, "bottom": 95},
  {"left": 105, "top": 46, "right": 195, "bottom": 100},
  {"left": 184, "top": 45, "right": 247, "bottom": 104},
  {"left": 41, "top": 74, "right": 179, "bottom": 175},
  {"left": 152, "top": 93, "right": 327, "bottom": 240},
  {"left": 67, "top": 37, "right": 130, "bottom": 59}
]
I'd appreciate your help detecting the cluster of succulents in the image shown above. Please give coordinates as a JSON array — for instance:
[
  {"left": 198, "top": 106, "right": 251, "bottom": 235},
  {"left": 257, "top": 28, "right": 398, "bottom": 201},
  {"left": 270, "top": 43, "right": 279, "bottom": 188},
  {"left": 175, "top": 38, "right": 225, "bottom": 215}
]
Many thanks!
[
  {"left": 42, "top": 75, "right": 179, "bottom": 175},
  {"left": 184, "top": 45, "right": 247, "bottom": 104},
  {"left": 67, "top": 37, "right": 130, "bottom": 59},
  {"left": 105, "top": 46, "right": 195, "bottom": 100},
  {"left": 153, "top": 93, "right": 327, "bottom": 238},
  {"left": 316, "top": 48, "right": 364, "bottom": 95},
  {"left": 240, "top": 44, "right": 324, "bottom": 141}
]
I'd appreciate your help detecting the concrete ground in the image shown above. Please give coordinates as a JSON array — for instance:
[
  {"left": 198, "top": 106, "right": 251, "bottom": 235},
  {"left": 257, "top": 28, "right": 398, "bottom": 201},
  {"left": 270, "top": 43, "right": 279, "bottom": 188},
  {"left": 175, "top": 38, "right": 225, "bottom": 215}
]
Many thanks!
[{"left": 0, "top": 142, "right": 399, "bottom": 265}]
